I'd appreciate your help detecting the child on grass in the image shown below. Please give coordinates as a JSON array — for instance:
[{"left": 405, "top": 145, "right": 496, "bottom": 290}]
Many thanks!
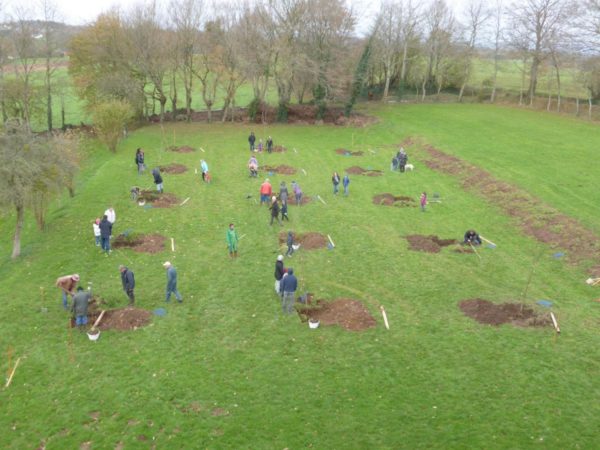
[
  {"left": 420, "top": 192, "right": 427, "bottom": 212},
  {"left": 93, "top": 218, "right": 101, "bottom": 246}
]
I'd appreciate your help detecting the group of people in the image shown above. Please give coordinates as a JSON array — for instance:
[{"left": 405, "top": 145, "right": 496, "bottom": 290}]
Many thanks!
[
  {"left": 391, "top": 147, "right": 408, "bottom": 172},
  {"left": 56, "top": 261, "right": 183, "bottom": 329},
  {"left": 331, "top": 171, "right": 350, "bottom": 196},
  {"left": 92, "top": 207, "right": 116, "bottom": 255},
  {"left": 274, "top": 255, "right": 298, "bottom": 314},
  {"left": 248, "top": 132, "right": 274, "bottom": 153}
]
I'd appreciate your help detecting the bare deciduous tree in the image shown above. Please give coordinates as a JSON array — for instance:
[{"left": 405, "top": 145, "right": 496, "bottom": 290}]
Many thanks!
[{"left": 457, "top": 0, "right": 489, "bottom": 102}]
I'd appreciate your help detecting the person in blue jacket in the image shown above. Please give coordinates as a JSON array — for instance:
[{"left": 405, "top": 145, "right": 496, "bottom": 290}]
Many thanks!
[
  {"left": 280, "top": 267, "right": 298, "bottom": 314},
  {"left": 163, "top": 261, "right": 182, "bottom": 303}
]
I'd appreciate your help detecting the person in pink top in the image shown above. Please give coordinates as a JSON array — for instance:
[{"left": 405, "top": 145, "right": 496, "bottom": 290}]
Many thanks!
[{"left": 420, "top": 192, "right": 428, "bottom": 212}]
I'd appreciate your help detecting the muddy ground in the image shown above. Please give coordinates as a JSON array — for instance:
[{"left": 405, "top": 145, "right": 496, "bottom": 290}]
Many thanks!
[
  {"left": 279, "top": 232, "right": 328, "bottom": 250},
  {"left": 336, "top": 148, "right": 364, "bottom": 156},
  {"left": 87, "top": 307, "right": 153, "bottom": 331},
  {"left": 373, "top": 193, "right": 415, "bottom": 207},
  {"left": 139, "top": 190, "right": 180, "bottom": 208},
  {"left": 406, "top": 235, "right": 457, "bottom": 253},
  {"left": 158, "top": 163, "right": 188, "bottom": 174},
  {"left": 112, "top": 234, "right": 167, "bottom": 253},
  {"left": 262, "top": 165, "right": 297, "bottom": 175},
  {"left": 459, "top": 299, "right": 551, "bottom": 327},
  {"left": 418, "top": 143, "right": 600, "bottom": 274},
  {"left": 166, "top": 145, "right": 195, "bottom": 153},
  {"left": 346, "top": 166, "right": 383, "bottom": 176},
  {"left": 298, "top": 298, "right": 377, "bottom": 331}
]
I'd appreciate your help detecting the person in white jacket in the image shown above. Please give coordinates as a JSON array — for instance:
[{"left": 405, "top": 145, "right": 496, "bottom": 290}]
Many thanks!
[
  {"left": 93, "top": 218, "right": 101, "bottom": 246},
  {"left": 104, "top": 207, "right": 116, "bottom": 224}
]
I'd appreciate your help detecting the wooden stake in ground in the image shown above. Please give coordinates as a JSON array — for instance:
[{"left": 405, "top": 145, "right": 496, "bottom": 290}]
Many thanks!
[
  {"left": 5, "top": 357, "right": 21, "bottom": 388},
  {"left": 6, "top": 346, "right": 13, "bottom": 383},
  {"left": 327, "top": 234, "right": 335, "bottom": 248},
  {"left": 91, "top": 310, "right": 106, "bottom": 331},
  {"left": 171, "top": 238, "right": 175, "bottom": 252},
  {"left": 239, "top": 234, "right": 247, "bottom": 240},
  {"left": 380, "top": 306, "right": 390, "bottom": 330},
  {"left": 317, "top": 195, "right": 327, "bottom": 205},
  {"left": 302, "top": 169, "right": 307, "bottom": 176},
  {"left": 479, "top": 235, "right": 497, "bottom": 246},
  {"left": 550, "top": 312, "right": 560, "bottom": 334},
  {"left": 199, "top": 147, "right": 205, "bottom": 152},
  {"left": 180, "top": 197, "right": 190, "bottom": 206},
  {"left": 469, "top": 243, "right": 482, "bottom": 260}
]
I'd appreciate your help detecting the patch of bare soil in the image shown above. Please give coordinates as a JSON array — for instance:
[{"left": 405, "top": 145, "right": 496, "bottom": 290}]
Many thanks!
[
  {"left": 272, "top": 145, "right": 287, "bottom": 153},
  {"left": 454, "top": 246, "right": 474, "bottom": 254},
  {"left": 262, "top": 165, "right": 297, "bottom": 175},
  {"left": 298, "top": 298, "right": 377, "bottom": 331},
  {"left": 139, "top": 190, "right": 180, "bottom": 208},
  {"left": 419, "top": 145, "right": 600, "bottom": 272},
  {"left": 287, "top": 195, "right": 313, "bottom": 206},
  {"left": 406, "top": 235, "right": 457, "bottom": 253},
  {"left": 112, "top": 234, "right": 166, "bottom": 253},
  {"left": 335, "top": 148, "right": 364, "bottom": 156},
  {"left": 158, "top": 163, "right": 188, "bottom": 174},
  {"left": 279, "top": 232, "right": 327, "bottom": 249},
  {"left": 372, "top": 193, "right": 415, "bottom": 207},
  {"left": 167, "top": 145, "right": 195, "bottom": 153},
  {"left": 459, "top": 299, "right": 552, "bottom": 327},
  {"left": 88, "top": 307, "right": 153, "bottom": 331},
  {"left": 400, "top": 136, "right": 415, "bottom": 147},
  {"left": 346, "top": 166, "right": 383, "bottom": 176}
]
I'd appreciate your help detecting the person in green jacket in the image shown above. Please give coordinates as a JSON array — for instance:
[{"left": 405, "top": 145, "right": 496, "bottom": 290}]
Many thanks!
[
  {"left": 226, "top": 223, "right": 239, "bottom": 258},
  {"left": 72, "top": 286, "right": 91, "bottom": 330}
]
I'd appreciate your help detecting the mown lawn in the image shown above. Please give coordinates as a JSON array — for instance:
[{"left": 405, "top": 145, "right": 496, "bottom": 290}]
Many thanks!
[{"left": 0, "top": 104, "right": 599, "bottom": 449}]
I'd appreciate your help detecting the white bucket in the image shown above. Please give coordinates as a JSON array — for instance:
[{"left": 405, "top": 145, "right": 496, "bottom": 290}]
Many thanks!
[
  {"left": 308, "top": 319, "right": 320, "bottom": 329},
  {"left": 87, "top": 330, "right": 100, "bottom": 341}
]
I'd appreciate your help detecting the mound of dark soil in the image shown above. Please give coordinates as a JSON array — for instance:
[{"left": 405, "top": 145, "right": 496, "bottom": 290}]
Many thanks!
[
  {"left": 88, "top": 307, "right": 153, "bottom": 331},
  {"left": 406, "top": 235, "right": 457, "bottom": 253},
  {"left": 139, "top": 190, "right": 180, "bottom": 208},
  {"left": 298, "top": 298, "right": 376, "bottom": 331},
  {"left": 158, "top": 163, "right": 188, "bottom": 174},
  {"left": 262, "top": 165, "right": 297, "bottom": 175},
  {"left": 335, "top": 148, "right": 363, "bottom": 156},
  {"left": 346, "top": 166, "right": 383, "bottom": 176},
  {"left": 112, "top": 234, "right": 166, "bottom": 253},
  {"left": 287, "top": 195, "right": 313, "bottom": 206},
  {"left": 272, "top": 145, "right": 286, "bottom": 153},
  {"left": 373, "top": 193, "right": 415, "bottom": 207},
  {"left": 167, "top": 145, "right": 195, "bottom": 153},
  {"left": 279, "top": 232, "right": 327, "bottom": 250},
  {"left": 459, "top": 299, "right": 552, "bottom": 327},
  {"left": 454, "top": 246, "right": 474, "bottom": 254}
]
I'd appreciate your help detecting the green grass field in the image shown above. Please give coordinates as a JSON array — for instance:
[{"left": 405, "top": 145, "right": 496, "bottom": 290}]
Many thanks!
[{"left": 1, "top": 104, "right": 599, "bottom": 449}]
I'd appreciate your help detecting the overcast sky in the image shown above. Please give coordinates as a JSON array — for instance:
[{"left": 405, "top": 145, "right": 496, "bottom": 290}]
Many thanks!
[{"left": 2, "top": 0, "right": 471, "bottom": 32}]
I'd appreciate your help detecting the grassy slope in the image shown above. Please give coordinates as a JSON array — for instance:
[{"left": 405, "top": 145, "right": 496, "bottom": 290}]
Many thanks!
[{"left": 0, "top": 105, "right": 599, "bottom": 449}]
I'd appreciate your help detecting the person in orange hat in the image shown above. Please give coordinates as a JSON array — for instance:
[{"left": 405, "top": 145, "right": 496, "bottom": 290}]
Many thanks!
[{"left": 55, "top": 274, "right": 80, "bottom": 310}]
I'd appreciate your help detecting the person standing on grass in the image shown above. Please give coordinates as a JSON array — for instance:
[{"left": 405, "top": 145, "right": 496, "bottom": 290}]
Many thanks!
[
  {"left": 257, "top": 139, "right": 264, "bottom": 153},
  {"left": 260, "top": 178, "right": 272, "bottom": 206},
  {"left": 274, "top": 255, "right": 285, "bottom": 294},
  {"left": 420, "top": 192, "right": 428, "bottom": 212},
  {"left": 152, "top": 168, "right": 164, "bottom": 193},
  {"left": 281, "top": 199, "right": 289, "bottom": 221},
  {"left": 266, "top": 136, "right": 273, "bottom": 153},
  {"left": 286, "top": 231, "right": 295, "bottom": 257},
  {"left": 163, "top": 261, "right": 183, "bottom": 303},
  {"left": 99, "top": 215, "right": 112, "bottom": 255},
  {"left": 332, "top": 171, "right": 341, "bottom": 195},
  {"left": 135, "top": 148, "right": 145, "bottom": 174},
  {"left": 104, "top": 207, "right": 116, "bottom": 225},
  {"left": 280, "top": 267, "right": 298, "bottom": 314},
  {"left": 248, "top": 131, "right": 256, "bottom": 151},
  {"left": 200, "top": 159, "right": 209, "bottom": 182},
  {"left": 343, "top": 173, "right": 350, "bottom": 196},
  {"left": 248, "top": 155, "right": 259, "bottom": 177},
  {"left": 292, "top": 181, "right": 303, "bottom": 205},
  {"left": 270, "top": 196, "right": 282, "bottom": 226},
  {"left": 55, "top": 273, "right": 80, "bottom": 310},
  {"left": 72, "top": 286, "right": 91, "bottom": 330},
  {"left": 93, "top": 218, "right": 101, "bottom": 246},
  {"left": 119, "top": 265, "right": 135, "bottom": 306},
  {"left": 226, "top": 223, "right": 239, "bottom": 258},
  {"left": 279, "top": 181, "right": 288, "bottom": 204},
  {"left": 397, "top": 148, "right": 408, "bottom": 173}
]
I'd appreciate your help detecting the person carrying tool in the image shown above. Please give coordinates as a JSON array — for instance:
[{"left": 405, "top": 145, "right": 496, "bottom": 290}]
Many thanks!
[{"left": 464, "top": 230, "right": 482, "bottom": 246}]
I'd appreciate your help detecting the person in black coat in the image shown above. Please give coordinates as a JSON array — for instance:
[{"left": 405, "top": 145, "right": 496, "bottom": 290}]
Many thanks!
[
  {"left": 248, "top": 132, "right": 256, "bottom": 151},
  {"left": 152, "top": 168, "right": 164, "bottom": 193},
  {"left": 397, "top": 148, "right": 408, "bottom": 173},
  {"left": 266, "top": 136, "right": 273, "bottom": 153},
  {"left": 274, "top": 255, "right": 285, "bottom": 294},
  {"left": 135, "top": 148, "right": 145, "bottom": 174},
  {"left": 99, "top": 215, "right": 112, "bottom": 255},
  {"left": 119, "top": 265, "right": 135, "bottom": 305},
  {"left": 270, "top": 196, "right": 282, "bottom": 225},
  {"left": 464, "top": 230, "right": 482, "bottom": 246}
]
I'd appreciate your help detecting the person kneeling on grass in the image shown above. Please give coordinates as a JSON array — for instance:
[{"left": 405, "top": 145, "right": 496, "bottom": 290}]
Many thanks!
[
  {"left": 464, "top": 229, "right": 482, "bottom": 246},
  {"left": 280, "top": 267, "right": 297, "bottom": 314},
  {"left": 72, "top": 286, "right": 91, "bottom": 331}
]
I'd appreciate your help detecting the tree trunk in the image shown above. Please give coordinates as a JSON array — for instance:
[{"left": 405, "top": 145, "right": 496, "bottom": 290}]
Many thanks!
[
  {"left": 421, "top": 79, "right": 427, "bottom": 102},
  {"left": 528, "top": 55, "right": 540, "bottom": 105},
  {"left": 61, "top": 95, "right": 66, "bottom": 130},
  {"left": 555, "top": 64, "right": 561, "bottom": 113},
  {"left": 11, "top": 203, "right": 25, "bottom": 259},
  {"left": 589, "top": 97, "right": 593, "bottom": 120},
  {"left": 400, "top": 42, "right": 409, "bottom": 83},
  {"left": 47, "top": 91, "right": 53, "bottom": 132},
  {"left": 159, "top": 98, "right": 166, "bottom": 123},
  {"left": 575, "top": 97, "right": 579, "bottom": 116},
  {"left": 546, "top": 92, "right": 551, "bottom": 111},
  {"left": 382, "top": 69, "right": 391, "bottom": 102},
  {"left": 171, "top": 73, "right": 178, "bottom": 117}
]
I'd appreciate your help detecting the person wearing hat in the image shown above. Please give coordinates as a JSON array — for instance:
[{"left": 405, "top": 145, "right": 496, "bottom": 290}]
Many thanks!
[
  {"left": 55, "top": 273, "right": 80, "bottom": 310},
  {"left": 163, "top": 261, "right": 182, "bottom": 303},
  {"left": 119, "top": 265, "right": 135, "bottom": 306},
  {"left": 226, "top": 223, "right": 239, "bottom": 258},
  {"left": 260, "top": 178, "right": 272, "bottom": 205},
  {"left": 269, "top": 196, "right": 282, "bottom": 225},
  {"left": 72, "top": 286, "right": 91, "bottom": 330},
  {"left": 274, "top": 255, "right": 285, "bottom": 295}
]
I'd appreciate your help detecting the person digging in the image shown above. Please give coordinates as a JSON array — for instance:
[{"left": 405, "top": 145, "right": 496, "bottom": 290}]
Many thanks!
[
  {"left": 72, "top": 286, "right": 91, "bottom": 331},
  {"left": 463, "top": 229, "right": 482, "bottom": 246},
  {"left": 55, "top": 273, "right": 80, "bottom": 310}
]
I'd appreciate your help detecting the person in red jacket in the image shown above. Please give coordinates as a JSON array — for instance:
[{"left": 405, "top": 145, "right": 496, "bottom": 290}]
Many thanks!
[{"left": 260, "top": 178, "right": 272, "bottom": 206}]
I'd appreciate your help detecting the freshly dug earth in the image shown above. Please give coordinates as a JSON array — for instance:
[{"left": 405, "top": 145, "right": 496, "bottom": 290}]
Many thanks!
[
  {"left": 287, "top": 195, "right": 313, "bottom": 206},
  {"left": 272, "top": 145, "right": 286, "bottom": 153},
  {"left": 298, "top": 298, "right": 377, "bottom": 331},
  {"left": 336, "top": 148, "right": 363, "bottom": 156},
  {"left": 454, "top": 246, "right": 475, "bottom": 254},
  {"left": 112, "top": 234, "right": 167, "bottom": 253},
  {"left": 406, "top": 235, "right": 457, "bottom": 253},
  {"left": 167, "top": 145, "right": 195, "bottom": 153},
  {"left": 279, "top": 232, "right": 327, "bottom": 250},
  {"left": 419, "top": 145, "right": 600, "bottom": 273},
  {"left": 346, "top": 166, "right": 383, "bottom": 176},
  {"left": 459, "top": 299, "right": 552, "bottom": 327},
  {"left": 373, "top": 193, "right": 415, "bottom": 207},
  {"left": 139, "top": 190, "right": 180, "bottom": 208},
  {"left": 158, "top": 163, "right": 188, "bottom": 174},
  {"left": 88, "top": 307, "right": 152, "bottom": 331},
  {"left": 262, "top": 165, "right": 297, "bottom": 175}
]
